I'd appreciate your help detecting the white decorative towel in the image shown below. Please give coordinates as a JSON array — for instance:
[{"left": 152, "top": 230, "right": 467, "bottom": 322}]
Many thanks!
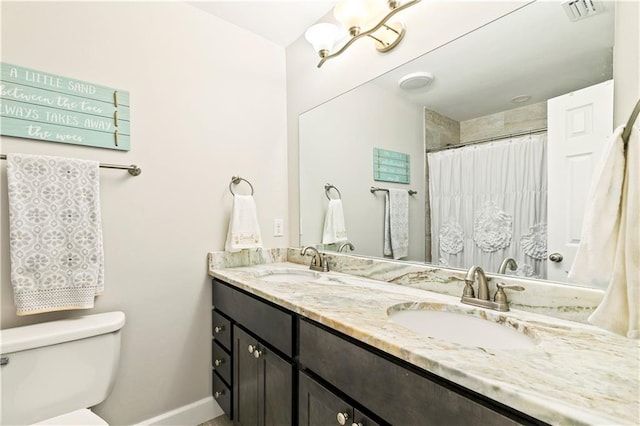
[
  {"left": 322, "top": 199, "right": 348, "bottom": 244},
  {"left": 569, "top": 125, "right": 626, "bottom": 289},
  {"left": 225, "top": 195, "right": 263, "bottom": 252},
  {"left": 575, "top": 125, "right": 639, "bottom": 338},
  {"left": 383, "top": 189, "right": 409, "bottom": 260},
  {"left": 6, "top": 153, "right": 104, "bottom": 316}
]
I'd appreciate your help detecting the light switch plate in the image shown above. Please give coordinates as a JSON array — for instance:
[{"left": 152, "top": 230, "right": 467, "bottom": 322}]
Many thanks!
[{"left": 273, "top": 219, "right": 284, "bottom": 237}]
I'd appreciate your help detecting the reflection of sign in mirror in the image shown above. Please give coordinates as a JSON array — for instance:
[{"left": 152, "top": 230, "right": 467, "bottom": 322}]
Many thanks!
[
  {"left": 373, "top": 148, "right": 410, "bottom": 183},
  {"left": 0, "top": 63, "right": 130, "bottom": 150}
]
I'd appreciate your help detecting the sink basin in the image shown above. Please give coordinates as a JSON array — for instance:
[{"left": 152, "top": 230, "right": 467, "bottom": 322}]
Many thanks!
[
  {"left": 254, "top": 268, "right": 321, "bottom": 283},
  {"left": 388, "top": 304, "right": 537, "bottom": 349}
]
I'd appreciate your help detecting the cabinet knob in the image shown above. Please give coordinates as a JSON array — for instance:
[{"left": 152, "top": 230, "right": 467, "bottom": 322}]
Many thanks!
[
  {"left": 214, "top": 325, "right": 225, "bottom": 333},
  {"left": 253, "top": 348, "right": 263, "bottom": 358},
  {"left": 214, "top": 358, "right": 225, "bottom": 367},
  {"left": 336, "top": 412, "right": 349, "bottom": 425},
  {"left": 351, "top": 423, "right": 364, "bottom": 426},
  {"left": 214, "top": 390, "right": 225, "bottom": 399},
  {"left": 248, "top": 344, "right": 255, "bottom": 353}
]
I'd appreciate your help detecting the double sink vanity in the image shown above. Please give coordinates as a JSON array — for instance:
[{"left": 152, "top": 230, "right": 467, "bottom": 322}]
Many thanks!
[{"left": 208, "top": 248, "right": 639, "bottom": 425}]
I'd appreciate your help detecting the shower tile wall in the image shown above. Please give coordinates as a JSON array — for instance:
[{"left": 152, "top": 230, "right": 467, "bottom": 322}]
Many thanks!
[{"left": 423, "top": 102, "right": 547, "bottom": 263}]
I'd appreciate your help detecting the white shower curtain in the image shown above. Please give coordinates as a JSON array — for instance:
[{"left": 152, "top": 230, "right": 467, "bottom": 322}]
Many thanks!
[{"left": 428, "top": 134, "right": 547, "bottom": 278}]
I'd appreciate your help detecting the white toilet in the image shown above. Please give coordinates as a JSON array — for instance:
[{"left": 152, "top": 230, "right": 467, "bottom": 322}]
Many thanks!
[{"left": 0, "top": 311, "right": 126, "bottom": 425}]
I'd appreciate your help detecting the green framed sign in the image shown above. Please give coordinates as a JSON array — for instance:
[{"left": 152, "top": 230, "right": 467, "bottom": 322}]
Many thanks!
[
  {"left": 373, "top": 148, "right": 410, "bottom": 184},
  {"left": 1, "top": 63, "right": 130, "bottom": 150}
]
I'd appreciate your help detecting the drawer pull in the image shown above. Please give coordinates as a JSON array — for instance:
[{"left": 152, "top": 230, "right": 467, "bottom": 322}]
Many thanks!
[
  {"left": 214, "top": 325, "right": 225, "bottom": 333},
  {"left": 337, "top": 412, "right": 349, "bottom": 425},
  {"left": 253, "top": 348, "right": 263, "bottom": 358},
  {"left": 214, "top": 358, "right": 225, "bottom": 367},
  {"left": 214, "top": 390, "right": 225, "bottom": 399},
  {"left": 351, "top": 423, "right": 364, "bottom": 426},
  {"left": 248, "top": 344, "right": 255, "bottom": 353}
]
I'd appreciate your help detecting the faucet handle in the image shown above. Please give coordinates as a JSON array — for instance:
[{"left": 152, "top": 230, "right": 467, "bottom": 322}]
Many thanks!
[{"left": 494, "top": 282, "right": 524, "bottom": 304}]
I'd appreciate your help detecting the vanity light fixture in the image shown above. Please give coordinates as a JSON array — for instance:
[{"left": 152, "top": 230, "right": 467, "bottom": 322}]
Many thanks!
[{"left": 305, "top": 0, "right": 422, "bottom": 68}]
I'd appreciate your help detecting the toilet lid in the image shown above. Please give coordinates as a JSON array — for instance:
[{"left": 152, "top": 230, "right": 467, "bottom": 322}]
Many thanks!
[{"left": 34, "top": 409, "right": 107, "bottom": 425}]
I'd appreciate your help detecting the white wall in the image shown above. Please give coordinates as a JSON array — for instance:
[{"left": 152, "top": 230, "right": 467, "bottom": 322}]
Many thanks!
[
  {"left": 0, "top": 2, "right": 287, "bottom": 424},
  {"left": 286, "top": 0, "right": 532, "bottom": 246},
  {"left": 299, "top": 83, "right": 425, "bottom": 261}
]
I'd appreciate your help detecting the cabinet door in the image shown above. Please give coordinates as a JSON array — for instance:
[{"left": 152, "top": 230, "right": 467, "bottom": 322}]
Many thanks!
[
  {"left": 234, "top": 325, "right": 294, "bottom": 426},
  {"left": 299, "top": 372, "right": 380, "bottom": 426},
  {"left": 234, "top": 326, "right": 260, "bottom": 426}
]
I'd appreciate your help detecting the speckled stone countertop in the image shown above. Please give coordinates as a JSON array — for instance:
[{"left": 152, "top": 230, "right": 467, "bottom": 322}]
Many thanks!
[{"left": 209, "top": 260, "right": 639, "bottom": 425}]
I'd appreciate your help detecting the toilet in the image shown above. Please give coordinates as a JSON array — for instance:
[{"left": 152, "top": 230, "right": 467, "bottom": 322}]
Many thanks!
[{"left": 0, "top": 311, "right": 126, "bottom": 425}]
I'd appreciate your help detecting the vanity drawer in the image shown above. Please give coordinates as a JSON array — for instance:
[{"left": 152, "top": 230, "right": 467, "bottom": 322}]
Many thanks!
[
  {"left": 299, "top": 319, "right": 525, "bottom": 426},
  {"left": 213, "top": 279, "right": 293, "bottom": 357},
  {"left": 212, "top": 310, "right": 232, "bottom": 350},
  {"left": 212, "top": 339, "right": 232, "bottom": 385},
  {"left": 213, "top": 372, "right": 232, "bottom": 418}
]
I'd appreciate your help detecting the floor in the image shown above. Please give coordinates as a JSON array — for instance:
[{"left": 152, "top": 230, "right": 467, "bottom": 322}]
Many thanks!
[{"left": 198, "top": 415, "right": 232, "bottom": 426}]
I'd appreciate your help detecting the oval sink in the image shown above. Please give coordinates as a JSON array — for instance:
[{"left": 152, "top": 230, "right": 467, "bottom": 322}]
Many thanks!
[
  {"left": 388, "top": 305, "right": 537, "bottom": 350},
  {"left": 254, "top": 268, "right": 320, "bottom": 283}
]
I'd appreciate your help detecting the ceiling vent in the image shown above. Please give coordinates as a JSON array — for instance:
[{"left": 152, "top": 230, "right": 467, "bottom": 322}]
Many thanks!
[{"left": 562, "top": 0, "right": 603, "bottom": 21}]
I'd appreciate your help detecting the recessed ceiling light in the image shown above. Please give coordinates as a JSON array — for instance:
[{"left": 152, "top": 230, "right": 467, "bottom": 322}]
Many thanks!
[
  {"left": 511, "top": 95, "right": 532, "bottom": 103},
  {"left": 398, "top": 72, "right": 434, "bottom": 90}
]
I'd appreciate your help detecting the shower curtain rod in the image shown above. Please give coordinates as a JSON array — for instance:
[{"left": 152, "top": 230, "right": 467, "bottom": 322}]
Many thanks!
[
  {"left": 0, "top": 154, "right": 142, "bottom": 176},
  {"left": 426, "top": 127, "right": 547, "bottom": 154}
]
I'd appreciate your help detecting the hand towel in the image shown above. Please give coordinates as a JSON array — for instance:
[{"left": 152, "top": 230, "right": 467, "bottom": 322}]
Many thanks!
[
  {"left": 568, "top": 125, "right": 626, "bottom": 289},
  {"left": 225, "top": 195, "right": 263, "bottom": 252},
  {"left": 322, "top": 199, "right": 348, "bottom": 244},
  {"left": 6, "top": 153, "right": 104, "bottom": 315},
  {"left": 384, "top": 189, "right": 409, "bottom": 260},
  {"left": 580, "top": 125, "right": 639, "bottom": 338}
]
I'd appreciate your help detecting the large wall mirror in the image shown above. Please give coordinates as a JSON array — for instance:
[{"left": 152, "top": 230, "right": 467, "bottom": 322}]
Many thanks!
[{"left": 299, "top": 1, "right": 615, "bottom": 288}]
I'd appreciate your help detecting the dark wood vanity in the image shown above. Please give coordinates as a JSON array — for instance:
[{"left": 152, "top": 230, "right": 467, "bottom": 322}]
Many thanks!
[{"left": 212, "top": 278, "right": 546, "bottom": 426}]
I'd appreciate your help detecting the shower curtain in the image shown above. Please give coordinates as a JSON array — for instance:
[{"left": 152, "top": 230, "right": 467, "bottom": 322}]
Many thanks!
[{"left": 428, "top": 134, "right": 547, "bottom": 278}]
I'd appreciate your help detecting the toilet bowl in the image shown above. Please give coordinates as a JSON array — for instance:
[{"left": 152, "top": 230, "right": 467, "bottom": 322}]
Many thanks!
[{"left": 0, "top": 311, "right": 126, "bottom": 425}]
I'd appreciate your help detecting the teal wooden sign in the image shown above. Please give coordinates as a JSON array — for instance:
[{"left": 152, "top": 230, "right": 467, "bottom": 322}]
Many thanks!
[
  {"left": 373, "top": 148, "right": 410, "bottom": 184},
  {"left": 0, "top": 63, "right": 130, "bottom": 150}
]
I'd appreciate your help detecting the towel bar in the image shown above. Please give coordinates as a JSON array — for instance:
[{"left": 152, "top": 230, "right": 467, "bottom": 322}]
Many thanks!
[
  {"left": 229, "top": 176, "right": 254, "bottom": 196},
  {"left": 0, "top": 154, "right": 141, "bottom": 176},
  {"left": 370, "top": 186, "right": 417, "bottom": 196}
]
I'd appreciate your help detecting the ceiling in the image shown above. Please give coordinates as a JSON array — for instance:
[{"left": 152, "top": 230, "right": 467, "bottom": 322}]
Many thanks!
[{"left": 188, "top": 1, "right": 336, "bottom": 47}]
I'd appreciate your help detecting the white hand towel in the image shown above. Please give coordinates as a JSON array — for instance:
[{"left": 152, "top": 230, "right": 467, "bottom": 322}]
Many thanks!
[
  {"left": 578, "top": 125, "right": 639, "bottom": 338},
  {"left": 6, "top": 153, "right": 104, "bottom": 315},
  {"left": 384, "top": 189, "right": 409, "bottom": 260},
  {"left": 322, "top": 199, "right": 348, "bottom": 244},
  {"left": 225, "top": 195, "right": 263, "bottom": 252}
]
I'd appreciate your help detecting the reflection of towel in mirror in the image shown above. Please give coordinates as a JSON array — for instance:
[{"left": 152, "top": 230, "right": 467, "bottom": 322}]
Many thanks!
[
  {"left": 322, "top": 199, "right": 348, "bottom": 244},
  {"left": 569, "top": 125, "right": 639, "bottom": 338},
  {"left": 7, "top": 153, "right": 104, "bottom": 316},
  {"left": 384, "top": 189, "right": 409, "bottom": 260},
  {"left": 225, "top": 195, "right": 263, "bottom": 252}
]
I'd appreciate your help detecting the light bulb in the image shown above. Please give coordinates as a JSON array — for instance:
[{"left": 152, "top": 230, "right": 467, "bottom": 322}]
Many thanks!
[
  {"left": 305, "top": 23, "right": 340, "bottom": 57},
  {"left": 333, "top": 0, "right": 387, "bottom": 35}
]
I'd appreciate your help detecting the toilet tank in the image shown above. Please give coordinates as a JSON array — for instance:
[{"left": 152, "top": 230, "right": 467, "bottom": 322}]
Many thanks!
[{"left": 0, "top": 312, "right": 126, "bottom": 425}]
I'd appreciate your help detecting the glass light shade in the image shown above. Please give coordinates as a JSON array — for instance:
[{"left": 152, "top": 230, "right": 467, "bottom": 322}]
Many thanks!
[
  {"left": 305, "top": 23, "right": 340, "bottom": 53},
  {"left": 333, "top": 0, "right": 387, "bottom": 31}
]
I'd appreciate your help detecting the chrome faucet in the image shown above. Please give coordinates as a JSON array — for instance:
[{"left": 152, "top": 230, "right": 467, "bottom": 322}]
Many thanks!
[
  {"left": 461, "top": 265, "right": 524, "bottom": 312},
  {"left": 300, "top": 246, "right": 329, "bottom": 272},
  {"left": 498, "top": 258, "right": 518, "bottom": 274},
  {"left": 337, "top": 242, "right": 355, "bottom": 252}
]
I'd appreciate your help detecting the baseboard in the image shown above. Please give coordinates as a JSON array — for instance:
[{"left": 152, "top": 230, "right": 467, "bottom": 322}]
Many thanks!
[{"left": 134, "top": 396, "right": 224, "bottom": 426}]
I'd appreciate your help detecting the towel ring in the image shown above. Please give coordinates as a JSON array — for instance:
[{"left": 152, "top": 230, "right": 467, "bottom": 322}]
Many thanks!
[
  {"left": 324, "top": 183, "right": 341, "bottom": 200},
  {"left": 229, "top": 176, "right": 254, "bottom": 196}
]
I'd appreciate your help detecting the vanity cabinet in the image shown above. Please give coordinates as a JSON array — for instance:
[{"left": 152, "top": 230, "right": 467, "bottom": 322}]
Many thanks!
[
  {"left": 212, "top": 279, "right": 294, "bottom": 425},
  {"left": 299, "top": 371, "right": 382, "bottom": 426},
  {"left": 299, "top": 318, "right": 534, "bottom": 426}
]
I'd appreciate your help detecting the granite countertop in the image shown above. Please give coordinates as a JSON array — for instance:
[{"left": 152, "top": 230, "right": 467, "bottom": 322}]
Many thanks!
[{"left": 209, "top": 261, "right": 639, "bottom": 426}]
